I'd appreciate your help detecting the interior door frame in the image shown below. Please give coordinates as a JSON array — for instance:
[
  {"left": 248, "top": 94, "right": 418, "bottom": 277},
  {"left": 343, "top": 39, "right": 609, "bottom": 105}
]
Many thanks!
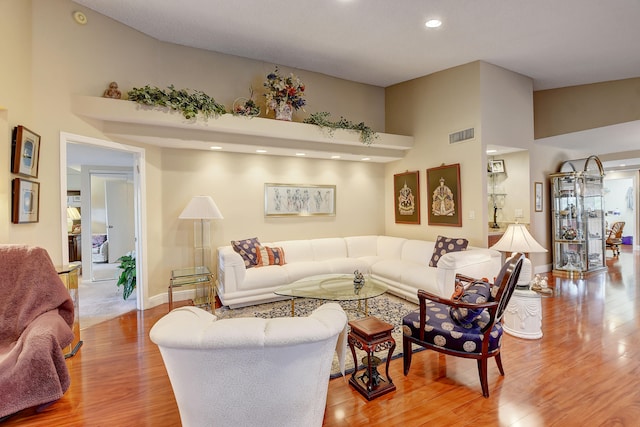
[
  {"left": 59, "top": 132, "right": 148, "bottom": 310},
  {"left": 87, "top": 169, "right": 134, "bottom": 282}
]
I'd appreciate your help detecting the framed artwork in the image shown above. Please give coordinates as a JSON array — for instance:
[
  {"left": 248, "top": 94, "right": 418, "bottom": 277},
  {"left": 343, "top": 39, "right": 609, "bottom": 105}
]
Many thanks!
[
  {"left": 488, "top": 159, "right": 505, "bottom": 174},
  {"left": 427, "top": 163, "right": 462, "bottom": 227},
  {"left": 264, "top": 183, "right": 336, "bottom": 217},
  {"left": 393, "top": 170, "right": 420, "bottom": 224},
  {"left": 12, "top": 178, "right": 40, "bottom": 223},
  {"left": 535, "top": 181, "right": 543, "bottom": 212},
  {"left": 11, "top": 126, "right": 41, "bottom": 178}
]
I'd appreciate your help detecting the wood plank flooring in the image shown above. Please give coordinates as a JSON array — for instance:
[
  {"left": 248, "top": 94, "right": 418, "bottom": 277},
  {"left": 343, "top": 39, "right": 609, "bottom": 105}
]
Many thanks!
[{"left": 3, "top": 247, "right": 639, "bottom": 426}]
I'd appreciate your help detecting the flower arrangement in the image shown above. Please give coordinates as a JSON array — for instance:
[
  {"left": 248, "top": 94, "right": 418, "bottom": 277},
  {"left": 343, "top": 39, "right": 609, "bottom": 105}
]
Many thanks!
[
  {"left": 264, "top": 67, "right": 306, "bottom": 118},
  {"left": 232, "top": 88, "right": 260, "bottom": 117}
]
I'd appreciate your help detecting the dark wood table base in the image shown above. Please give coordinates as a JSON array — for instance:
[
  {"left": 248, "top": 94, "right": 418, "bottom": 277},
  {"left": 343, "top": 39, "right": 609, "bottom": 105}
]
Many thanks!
[{"left": 348, "top": 316, "right": 396, "bottom": 400}]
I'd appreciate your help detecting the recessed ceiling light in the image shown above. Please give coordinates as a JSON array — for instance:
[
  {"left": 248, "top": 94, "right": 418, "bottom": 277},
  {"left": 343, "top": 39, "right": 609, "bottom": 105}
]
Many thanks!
[
  {"left": 425, "top": 19, "right": 442, "bottom": 28},
  {"left": 295, "top": 153, "right": 306, "bottom": 156},
  {"left": 256, "top": 149, "right": 267, "bottom": 153},
  {"left": 331, "top": 155, "right": 341, "bottom": 159},
  {"left": 210, "top": 146, "right": 222, "bottom": 150},
  {"left": 361, "top": 157, "right": 371, "bottom": 161}
]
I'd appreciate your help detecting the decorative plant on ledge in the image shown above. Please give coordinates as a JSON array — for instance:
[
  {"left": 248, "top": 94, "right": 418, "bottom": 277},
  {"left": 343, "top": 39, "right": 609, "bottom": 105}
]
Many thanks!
[
  {"left": 116, "top": 251, "right": 136, "bottom": 300},
  {"left": 127, "top": 85, "right": 226, "bottom": 119},
  {"left": 303, "top": 112, "right": 378, "bottom": 145}
]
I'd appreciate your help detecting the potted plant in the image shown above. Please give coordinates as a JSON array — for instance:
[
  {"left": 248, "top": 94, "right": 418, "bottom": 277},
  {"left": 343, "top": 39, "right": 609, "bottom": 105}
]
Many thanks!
[
  {"left": 116, "top": 251, "right": 136, "bottom": 300},
  {"left": 263, "top": 67, "right": 306, "bottom": 120}
]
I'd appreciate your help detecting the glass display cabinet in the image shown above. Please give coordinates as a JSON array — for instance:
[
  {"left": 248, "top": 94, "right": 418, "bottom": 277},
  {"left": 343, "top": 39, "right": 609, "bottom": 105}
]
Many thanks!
[{"left": 549, "top": 156, "right": 606, "bottom": 277}]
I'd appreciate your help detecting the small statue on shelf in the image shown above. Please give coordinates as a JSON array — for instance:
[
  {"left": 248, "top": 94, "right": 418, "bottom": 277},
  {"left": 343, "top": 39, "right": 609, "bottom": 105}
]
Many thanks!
[{"left": 103, "top": 81, "right": 122, "bottom": 99}]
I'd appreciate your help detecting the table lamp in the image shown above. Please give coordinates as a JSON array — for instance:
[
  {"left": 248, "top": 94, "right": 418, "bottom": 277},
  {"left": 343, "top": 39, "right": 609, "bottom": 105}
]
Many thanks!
[
  {"left": 179, "top": 195, "right": 223, "bottom": 271},
  {"left": 490, "top": 222, "right": 547, "bottom": 288},
  {"left": 67, "top": 207, "right": 81, "bottom": 233}
]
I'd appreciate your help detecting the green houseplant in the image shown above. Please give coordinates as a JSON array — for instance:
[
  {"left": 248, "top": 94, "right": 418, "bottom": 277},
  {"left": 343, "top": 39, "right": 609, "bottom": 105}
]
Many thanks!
[
  {"left": 303, "top": 111, "right": 378, "bottom": 145},
  {"left": 116, "top": 251, "right": 136, "bottom": 300},
  {"left": 127, "top": 84, "right": 226, "bottom": 119}
]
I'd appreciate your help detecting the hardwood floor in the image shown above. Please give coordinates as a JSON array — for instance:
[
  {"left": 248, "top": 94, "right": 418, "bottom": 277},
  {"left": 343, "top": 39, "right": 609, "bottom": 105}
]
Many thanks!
[{"left": 3, "top": 247, "right": 639, "bottom": 426}]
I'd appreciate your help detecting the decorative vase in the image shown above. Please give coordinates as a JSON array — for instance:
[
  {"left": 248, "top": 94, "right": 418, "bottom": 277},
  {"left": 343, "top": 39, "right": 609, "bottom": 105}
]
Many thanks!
[{"left": 275, "top": 103, "right": 293, "bottom": 121}]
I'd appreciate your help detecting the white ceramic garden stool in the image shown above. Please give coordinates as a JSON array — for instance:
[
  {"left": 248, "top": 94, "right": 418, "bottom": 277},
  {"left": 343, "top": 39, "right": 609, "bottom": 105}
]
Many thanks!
[{"left": 503, "top": 288, "right": 543, "bottom": 339}]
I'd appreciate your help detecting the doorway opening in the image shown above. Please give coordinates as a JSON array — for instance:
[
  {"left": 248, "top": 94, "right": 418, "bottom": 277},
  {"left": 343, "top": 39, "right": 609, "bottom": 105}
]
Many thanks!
[{"left": 60, "top": 132, "right": 147, "bottom": 329}]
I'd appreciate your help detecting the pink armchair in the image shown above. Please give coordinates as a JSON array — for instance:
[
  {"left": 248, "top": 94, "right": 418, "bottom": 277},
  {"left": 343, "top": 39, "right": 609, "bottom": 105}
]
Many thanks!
[{"left": 0, "top": 245, "right": 74, "bottom": 419}]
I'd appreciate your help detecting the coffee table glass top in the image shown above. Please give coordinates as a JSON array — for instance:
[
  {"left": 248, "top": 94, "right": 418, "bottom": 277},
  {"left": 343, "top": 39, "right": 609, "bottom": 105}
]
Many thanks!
[{"left": 274, "top": 274, "right": 387, "bottom": 301}]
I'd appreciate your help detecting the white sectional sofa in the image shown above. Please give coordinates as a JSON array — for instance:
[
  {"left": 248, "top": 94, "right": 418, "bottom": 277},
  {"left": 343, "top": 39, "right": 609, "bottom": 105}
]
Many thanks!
[{"left": 217, "top": 235, "right": 502, "bottom": 309}]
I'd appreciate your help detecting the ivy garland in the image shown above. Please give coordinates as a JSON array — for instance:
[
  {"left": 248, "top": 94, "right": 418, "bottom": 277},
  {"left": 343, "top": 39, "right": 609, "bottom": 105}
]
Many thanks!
[
  {"left": 303, "top": 112, "right": 378, "bottom": 145},
  {"left": 127, "top": 84, "right": 226, "bottom": 119}
]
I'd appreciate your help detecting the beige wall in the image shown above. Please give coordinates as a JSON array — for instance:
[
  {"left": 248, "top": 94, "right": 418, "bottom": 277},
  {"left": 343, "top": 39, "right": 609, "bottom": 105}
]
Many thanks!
[
  {"left": 385, "top": 62, "right": 485, "bottom": 245},
  {"left": 534, "top": 77, "right": 640, "bottom": 138},
  {"left": 2, "top": 0, "right": 386, "bottom": 306},
  {"left": 162, "top": 149, "right": 386, "bottom": 269}
]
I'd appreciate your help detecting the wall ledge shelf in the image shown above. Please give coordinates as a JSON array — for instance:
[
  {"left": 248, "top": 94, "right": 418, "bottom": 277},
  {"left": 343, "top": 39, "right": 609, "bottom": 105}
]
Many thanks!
[{"left": 71, "top": 96, "right": 414, "bottom": 163}]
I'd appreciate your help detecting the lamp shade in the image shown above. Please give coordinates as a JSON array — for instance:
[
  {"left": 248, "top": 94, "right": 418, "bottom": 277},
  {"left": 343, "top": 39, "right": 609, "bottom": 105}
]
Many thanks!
[
  {"left": 179, "top": 196, "right": 224, "bottom": 220},
  {"left": 67, "top": 207, "right": 81, "bottom": 220},
  {"left": 490, "top": 223, "right": 547, "bottom": 254}
]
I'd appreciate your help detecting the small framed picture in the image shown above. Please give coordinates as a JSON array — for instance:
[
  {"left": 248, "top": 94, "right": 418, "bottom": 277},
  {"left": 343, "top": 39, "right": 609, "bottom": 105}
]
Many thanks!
[
  {"left": 12, "top": 178, "right": 40, "bottom": 223},
  {"left": 488, "top": 159, "right": 505, "bottom": 174},
  {"left": 11, "top": 126, "right": 41, "bottom": 178},
  {"left": 535, "top": 181, "right": 543, "bottom": 212}
]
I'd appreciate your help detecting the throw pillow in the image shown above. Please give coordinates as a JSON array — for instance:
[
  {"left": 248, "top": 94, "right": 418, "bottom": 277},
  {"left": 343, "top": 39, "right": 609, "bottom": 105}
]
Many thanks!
[
  {"left": 449, "top": 281, "right": 492, "bottom": 327},
  {"left": 255, "top": 245, "right": 286, "bottom": 267},
  {"left": 428, "top": 235, "right": 469, "bottom": 267},
  {"left": 231, "top": 237, "right": 261, "bottom": 268}
]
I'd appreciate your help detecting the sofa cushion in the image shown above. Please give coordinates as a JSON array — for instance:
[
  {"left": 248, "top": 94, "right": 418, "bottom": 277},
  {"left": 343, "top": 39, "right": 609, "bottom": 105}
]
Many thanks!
[
  {"left": 241, "top": 266, "right": 289, "bottom": 291},
  {"left": 276, "top": 240, "right": 315, "bottom": 263},
  {"left": 345, "top": 236, "right": 379, "bottom": 258},
  {"left": 402, "top": 240, "right": 436, "bottom": 264},
  {"left": 449, "top": 281, "right": 492, "bottom": 327},
  {"left": 311, "top": 238, "right": 347, "bottom": 261},
  {"left": 376, "top": 236, "right": 406, "bottom": 258},
  {"left": 428, "top": 235, "right": 469, "bottom": 267},
  {"left": 282, "top": 262, "right": 333, "bottom": 283},
  {"left": 232, "top": 237, "right": 261, "bottom": 268},
  {"left": 255, "top": 245, "right": 286, "bottom": 267},
  {"left": 326, "top": 257, "right": 371, "bottom": 275}
]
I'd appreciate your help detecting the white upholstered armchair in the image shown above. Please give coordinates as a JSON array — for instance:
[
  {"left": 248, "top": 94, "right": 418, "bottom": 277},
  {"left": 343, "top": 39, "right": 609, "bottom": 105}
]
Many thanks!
[{"left": 149, "top": 303, "right": 348, "bottom": 427}]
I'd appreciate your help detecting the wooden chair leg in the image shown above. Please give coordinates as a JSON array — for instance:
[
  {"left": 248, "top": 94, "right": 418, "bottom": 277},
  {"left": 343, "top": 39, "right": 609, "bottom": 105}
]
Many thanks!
[
  {"left": 477, "top": 358, "right": 490, "bottom": 398},
  {"left": 495, "top": 353, "right": 505, "bottom": 376},
  {"left": 403, "top": 337, "right": 413, "bottom": 375}
]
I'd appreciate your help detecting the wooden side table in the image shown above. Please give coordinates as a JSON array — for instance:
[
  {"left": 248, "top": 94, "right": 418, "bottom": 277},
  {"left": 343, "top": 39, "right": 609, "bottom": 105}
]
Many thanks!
[{"left": 348, "top": 316, "right": 396, "bottom": 400}]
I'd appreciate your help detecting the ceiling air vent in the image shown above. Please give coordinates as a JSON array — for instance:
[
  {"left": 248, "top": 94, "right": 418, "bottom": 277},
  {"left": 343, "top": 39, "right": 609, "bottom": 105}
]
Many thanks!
[{"left": 449, "top": 128, "right": 475, "bottom": 144}]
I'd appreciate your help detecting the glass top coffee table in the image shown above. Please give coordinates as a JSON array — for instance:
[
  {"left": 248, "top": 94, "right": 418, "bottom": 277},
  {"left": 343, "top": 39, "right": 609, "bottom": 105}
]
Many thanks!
[{"left": 274, "top": 273, "right": 388, "bottom": 316}]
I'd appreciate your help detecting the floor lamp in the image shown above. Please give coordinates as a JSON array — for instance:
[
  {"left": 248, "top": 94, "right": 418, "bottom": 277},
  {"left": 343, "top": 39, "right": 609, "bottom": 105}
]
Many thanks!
[
  {"left": 179, "top": 195, "right": 224, "bottom": 272},
  {"left": 489, "top": 222, "right": 547, "bottom": 288}
]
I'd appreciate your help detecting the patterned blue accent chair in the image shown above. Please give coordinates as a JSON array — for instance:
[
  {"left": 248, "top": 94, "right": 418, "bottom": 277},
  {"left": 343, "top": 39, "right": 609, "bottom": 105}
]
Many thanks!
[{"left": 402, "top": 253, "right": 524, "bottom": 397}]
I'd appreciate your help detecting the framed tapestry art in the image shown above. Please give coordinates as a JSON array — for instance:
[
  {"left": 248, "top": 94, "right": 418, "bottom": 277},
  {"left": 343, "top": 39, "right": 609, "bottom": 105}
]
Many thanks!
[
  {"left": 11, "top": 126, "right": 41, "bottom": 178},
  {"left": 393, "top": 171, "right": 420, "bottom": 224},
  {"left": 12, "top": 178, "right": 40, "bottom": 223},
  {"left": 427, "top": 163, "right": 462, "bottom": 227},
  {"left": 264, "top": 183, "right": 336, "bottom": 217}
]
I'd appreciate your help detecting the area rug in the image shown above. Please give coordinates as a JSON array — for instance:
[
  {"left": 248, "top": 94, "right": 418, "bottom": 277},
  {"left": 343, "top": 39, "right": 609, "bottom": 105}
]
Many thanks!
[{"left": 214, "top": 293, "right": 420, "bottom": 378}]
